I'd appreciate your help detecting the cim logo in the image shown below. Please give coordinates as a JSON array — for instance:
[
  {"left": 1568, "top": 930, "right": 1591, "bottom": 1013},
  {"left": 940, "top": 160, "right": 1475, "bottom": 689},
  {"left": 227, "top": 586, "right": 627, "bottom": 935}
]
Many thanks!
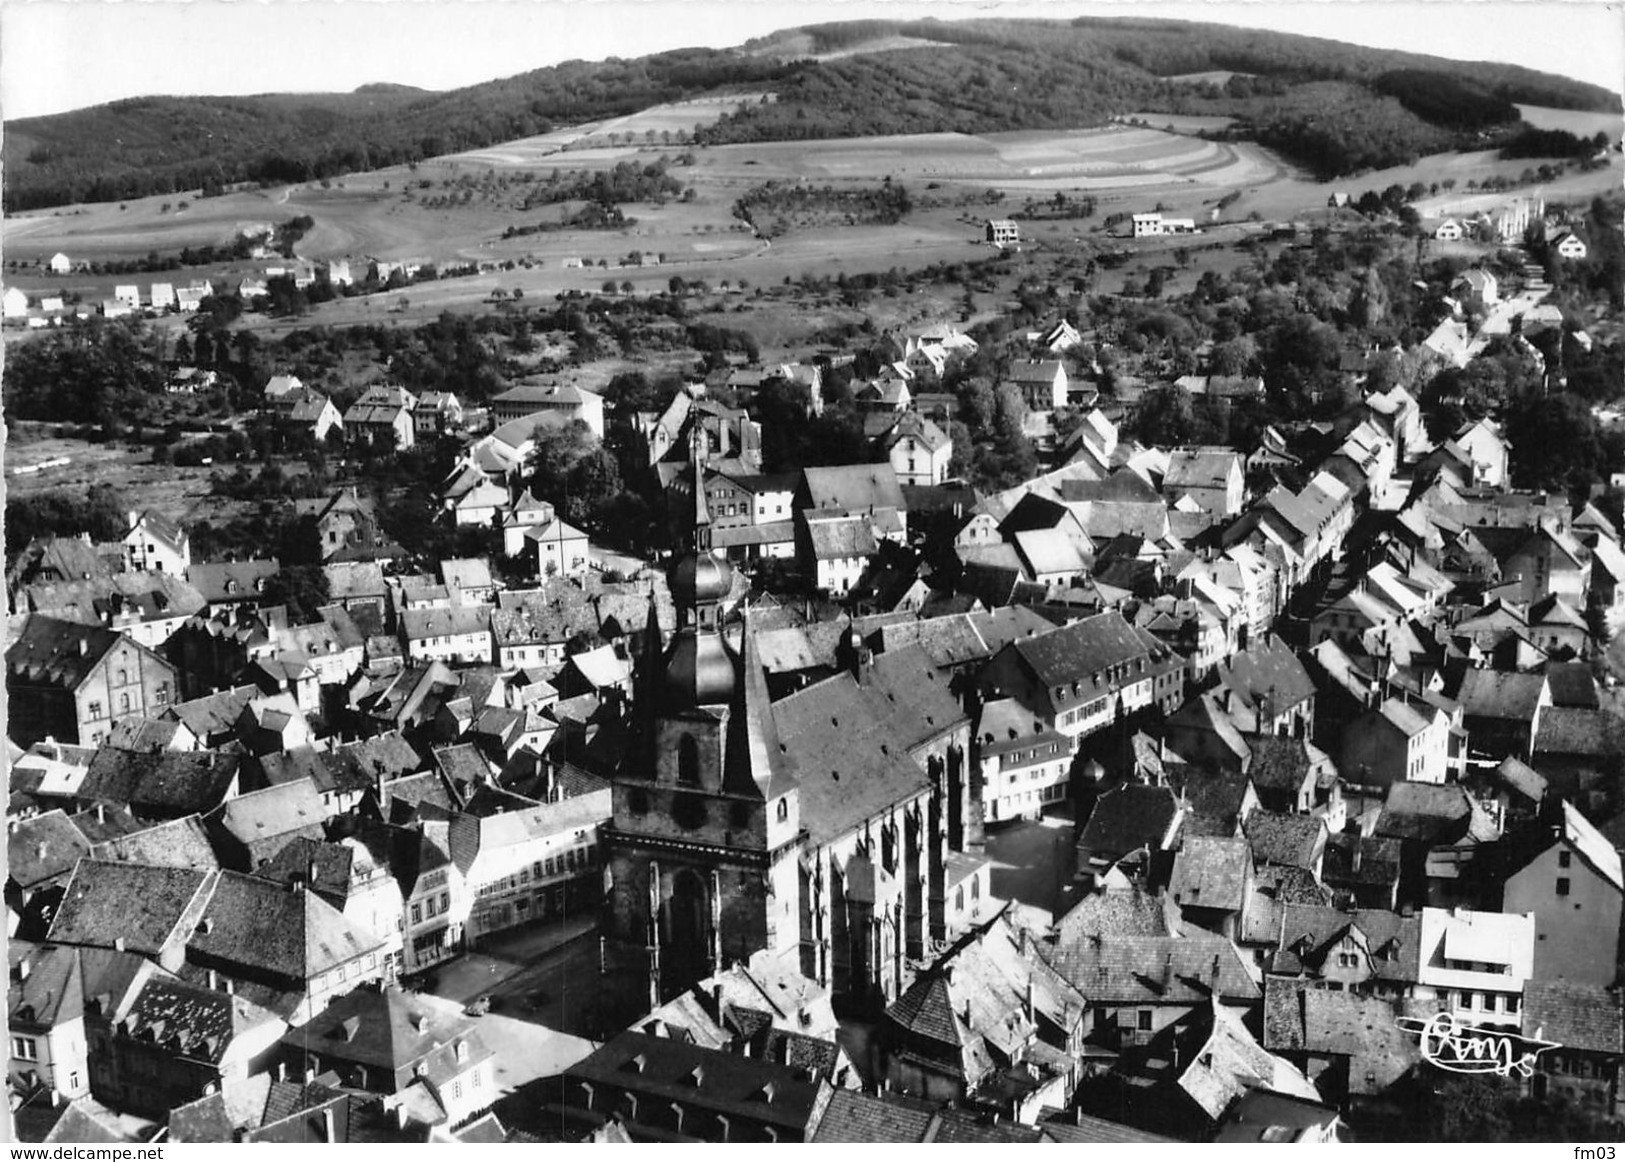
[{"left": 1397, "top": 1012, "right": 1560, "bottom": 1079}]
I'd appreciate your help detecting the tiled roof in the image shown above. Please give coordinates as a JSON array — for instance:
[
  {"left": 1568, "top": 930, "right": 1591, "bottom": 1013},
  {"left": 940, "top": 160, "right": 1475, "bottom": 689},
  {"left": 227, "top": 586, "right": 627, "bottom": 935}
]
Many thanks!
[
  {"left": 806, "top": 517, "right": 878, "bottom": 561},
  {"left": 567, "top": 1030, "right": 820, "bottom": 1131},
  {"left": 48, "top": 861, "right": 216, "bottom": 955},
  {"left": 281, "top": 989, "right": 491, "bottom": 1085},
  {"left": 123, "top": 974, "right": 283, "bottom": 1066},
  {"left": 1262, "top": 979, "right": 1419, "bottom": 1096},
  {"left": 1534, "top": 707, "right": 1625, "bottom": 758},
  {"left": 8, "top": 809, "right": 91, "bottom": 890},
  {"left": 9, "top": 942, "right": 84, "bottom": 1029},
  {"left": 1458, "top": 668, "right": 1547, "bottom": 720},
  {"left": 772, "top": 674, "right": 931, "bottom": 848},
  {"left": 1170, "top": 836, "right": 1251, "bottom": 913},
  {"left": 1523, "top": 980, "right": 1625, "bottom": 1055},
  {"left": 186, "top": 559, "right": 282, "bottom": 605},
  {"left": 1078, "top": 783, "right": 1181, "bottom": 861},
  {"left": 167, "top": 685, "right": 261, "bottom": 739},
  {"left": 189, "top": 870, "right": 383, "bottom": 982},
  {"left": 1040, "top": 930, "right": 1259, "bottom": 1005},
  {"left": 1242, "top": 811, "right": 1325, "bottom": 870},
  {"left": 803, "top": 463, "right": 905, "bottom": 513},
  {"left": 1239, "top": 865, "right": 1334, "bottom": 946},
  {"left": 78, "top": 748, "right": 241, "bottom": 816},
  {"left": 105, "top": 715, "right": 191, "bottom": 752},
  {"left": 92, "top": 814, "right": 220, "bottom": 870},
  {"left": 1375, "top": 782, "right": 1476, "bottom": 843},
  {"left": 1053, "top": 883, "right": 1173, "bottom": 943},
  {"left": 208, "top": 777, "right": 327, "bottom": 856},
  {"left": 809, "top": 1088, "right": 939, "bottom": 1142},
  {"left": 6, "top": 615, "right": 127, "bottom": 690},
  {"left": 1246, "top": 735, "right": 1315, "bottom": 794},
  {"left": 1216, "top": 636, "right": 1317, "bottom": 725}
]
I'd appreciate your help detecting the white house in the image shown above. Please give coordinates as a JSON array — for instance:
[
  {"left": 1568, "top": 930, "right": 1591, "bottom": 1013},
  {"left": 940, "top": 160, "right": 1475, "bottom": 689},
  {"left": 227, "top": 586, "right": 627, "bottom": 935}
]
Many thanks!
[
  {"left": 1416, "top": 907, "right": 1535, "bottom": 1030},
  {"left": 113, "top": 285, "right": 141, "bottom": 311},
  {"left": 3, "top": 287, "right": 30, "bottom": 319},
  {"left": 400, "top": 605, "right": 494, "bottom": 665},
  {"left": 805, "top": 516, "right": 875, "bottom": 597},
  {"left": 1434, "top": 219, "right": 1464, "bottom": 241},
  {"left": 123, "top": 510, "right": 191, "bottom": 575},
  {"left": 1554, "top": 232, "right": 1588, "bottom": 260},
  {"left": 149, "top": 283, "right": 176, "bottom": 311},
  {"left": 527, "top": 514, "right": 591, "bottom": 579},
  {"left": 47, "top": 253, "right": 73, "bottom": 274}
]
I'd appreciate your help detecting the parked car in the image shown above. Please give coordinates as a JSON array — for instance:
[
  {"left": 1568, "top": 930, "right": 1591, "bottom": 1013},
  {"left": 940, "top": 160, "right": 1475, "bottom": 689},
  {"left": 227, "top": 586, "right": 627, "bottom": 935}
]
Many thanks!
[{"left": 464, "top": 994, "right": 491, "bottom": 1017}]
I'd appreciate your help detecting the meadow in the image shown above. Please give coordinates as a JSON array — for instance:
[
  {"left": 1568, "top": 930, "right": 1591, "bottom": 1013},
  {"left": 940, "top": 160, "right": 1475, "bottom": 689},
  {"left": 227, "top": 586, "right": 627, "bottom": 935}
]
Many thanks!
[
  {"left": 6, "top": 102, "right": 1619, "bottom": 335},
  {"left": 1516, "top": 104, "right": 1624, "bottom": 143}
]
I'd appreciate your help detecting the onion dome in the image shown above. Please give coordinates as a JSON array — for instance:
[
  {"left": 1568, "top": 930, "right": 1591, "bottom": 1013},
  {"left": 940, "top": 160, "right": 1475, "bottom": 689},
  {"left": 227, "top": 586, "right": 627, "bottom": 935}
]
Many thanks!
[
  {"left": 662, "top": 628, "right": 737, "bottom": 708},
  {"left": 670, "top": 549, "right": 734, "bottom": 607}
]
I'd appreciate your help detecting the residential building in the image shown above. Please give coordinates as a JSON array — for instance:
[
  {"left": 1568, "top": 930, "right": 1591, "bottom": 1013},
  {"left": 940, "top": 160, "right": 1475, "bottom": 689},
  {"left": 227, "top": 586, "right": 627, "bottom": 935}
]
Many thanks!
[
  {"left": 6, "top": 616, "right": 179, "bottom": 748},
  {"left": 489, "top": 383, "right": 605, "bottom": 438},
  {"left": 277, "top": 989, "right": 495, "bottom": 1128},
  {"left": 1501, "top": 801, "right": 1624, "bottom": 986},
  {"left": 123, "top": 510, "right": 190, "bottom": 575}
]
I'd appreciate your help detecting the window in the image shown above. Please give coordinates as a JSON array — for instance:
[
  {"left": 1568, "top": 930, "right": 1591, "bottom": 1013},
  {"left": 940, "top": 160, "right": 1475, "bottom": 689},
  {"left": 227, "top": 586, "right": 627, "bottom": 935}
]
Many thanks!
[
  {"left": 1137, "top": 1010, "right": 1153, "bottom": 1032},
  {"left": 1558, "top": 878, "right": 1572, "bottom": 897},
  {"left": 452, "top": 1081, "right": 462, "bottom": 1100},
  {"left": 439, "top": 891, "right": 449, "bottom": 911},
  {"left": 118, "top": 693, "right": 130, "bottom": 713},
  {"left": 1559, "top": 850, "right": 1572, "bottom": 869},
  {"left": 411, "top": 903, "right": 423, "bottom": 924},
  {"left": 473, "top": 1066, "right": 482, "bottom": 1088},
  {"left": 12, "top": 1037, "right": 37, "bottom": 1061},
  {"left": 776, "top": 799, "right": 789, "bottom": 823},
  {"left": 678, "top": 734, "right": 701, "bottom": 788},
  {"left": 88, "top": 700, "right": 103, "bottom": 719},
  {"left": 425, "top": 896, "right": 437, "bottom": 917},
  {"left": 155, "top": 683, "right": 169, "bottom": 705}
]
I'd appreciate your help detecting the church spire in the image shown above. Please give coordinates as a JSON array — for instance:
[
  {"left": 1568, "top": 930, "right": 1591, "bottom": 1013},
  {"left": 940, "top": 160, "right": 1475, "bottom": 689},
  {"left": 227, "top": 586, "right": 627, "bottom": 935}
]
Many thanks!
[
  {"left": 692, "top": 434, "right": 711, "bottom": 553},
  {"left": 722, "top": 604, "right": 795, "bottom": 799}
]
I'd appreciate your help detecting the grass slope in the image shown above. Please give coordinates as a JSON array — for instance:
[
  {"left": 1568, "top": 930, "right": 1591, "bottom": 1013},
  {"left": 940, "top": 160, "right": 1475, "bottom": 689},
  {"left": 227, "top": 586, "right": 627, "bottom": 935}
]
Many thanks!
[{"left": 6, "top": 16, "right": 1617, "bottom": 209}]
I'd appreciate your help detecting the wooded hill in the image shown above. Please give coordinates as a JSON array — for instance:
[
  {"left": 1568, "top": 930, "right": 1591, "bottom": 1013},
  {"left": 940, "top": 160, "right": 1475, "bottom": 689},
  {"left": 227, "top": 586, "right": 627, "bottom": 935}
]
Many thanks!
[{"left": 7, "top": 17, "right": 1618, "bottom": 209}]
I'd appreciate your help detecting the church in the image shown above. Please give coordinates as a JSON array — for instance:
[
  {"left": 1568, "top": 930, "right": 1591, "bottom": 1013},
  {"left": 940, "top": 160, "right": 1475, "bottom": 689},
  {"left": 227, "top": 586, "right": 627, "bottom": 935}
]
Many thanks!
[{"left": 602, "top": 469, "right": 976, "bottom": 1011}]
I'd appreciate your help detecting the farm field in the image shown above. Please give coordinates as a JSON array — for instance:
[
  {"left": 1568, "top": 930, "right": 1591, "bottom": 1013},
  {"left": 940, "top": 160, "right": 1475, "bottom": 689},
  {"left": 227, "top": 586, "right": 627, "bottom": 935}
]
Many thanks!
[
  {"left": 6, "top": 427, "right": 252, "bottom": 530},
  {"left": 8, "top": 105, "right": 1617, "bottom": 338},
  {"left": 1516, "top": 103, "right": 1624, "bottom": 143}
]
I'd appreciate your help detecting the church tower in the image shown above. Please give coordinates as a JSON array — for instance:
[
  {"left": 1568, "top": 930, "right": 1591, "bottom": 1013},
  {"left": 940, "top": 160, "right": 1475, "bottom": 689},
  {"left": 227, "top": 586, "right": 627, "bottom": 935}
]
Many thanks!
[{"left": 603, "top": 457, "right": 802, "bottom": 1006}]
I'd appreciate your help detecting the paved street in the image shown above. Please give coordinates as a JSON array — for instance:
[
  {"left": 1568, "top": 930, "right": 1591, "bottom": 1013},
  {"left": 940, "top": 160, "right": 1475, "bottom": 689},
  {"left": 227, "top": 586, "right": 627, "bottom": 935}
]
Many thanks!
[{"left": 983, "top": 809, "right": 1077, "bottom": 919}]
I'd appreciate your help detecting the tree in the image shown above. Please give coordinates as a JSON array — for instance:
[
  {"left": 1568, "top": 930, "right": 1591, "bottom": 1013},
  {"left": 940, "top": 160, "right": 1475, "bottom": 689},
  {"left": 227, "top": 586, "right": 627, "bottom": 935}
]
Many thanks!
[
  {"left": 262, "top": 564, "right": 331, "bottom": 625},
  {"left": 527, "top": 420, "right": 624, "bottom": 530}
]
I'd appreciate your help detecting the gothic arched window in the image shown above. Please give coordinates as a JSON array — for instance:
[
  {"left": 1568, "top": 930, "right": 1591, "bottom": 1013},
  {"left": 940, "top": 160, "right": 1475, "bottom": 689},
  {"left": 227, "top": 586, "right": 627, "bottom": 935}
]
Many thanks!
[{"left": 678, "top": 734, "right": 701, "bottom": 788}]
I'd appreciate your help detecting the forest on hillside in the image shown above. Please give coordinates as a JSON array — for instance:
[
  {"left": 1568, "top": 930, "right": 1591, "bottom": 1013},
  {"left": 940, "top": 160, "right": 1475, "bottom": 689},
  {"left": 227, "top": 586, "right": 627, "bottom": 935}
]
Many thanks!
[{"left": 7, "top": 17, "right": 1618, "bottom": 209}]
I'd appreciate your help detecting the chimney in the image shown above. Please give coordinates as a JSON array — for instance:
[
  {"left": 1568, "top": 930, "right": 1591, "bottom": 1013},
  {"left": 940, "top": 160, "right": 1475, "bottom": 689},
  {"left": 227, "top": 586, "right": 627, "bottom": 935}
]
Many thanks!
[
  {"left": 113, "top": 937, "right": 126, "bottom": 953},
  {"left": 1161, "top": 953, "right": 1173, "bottom": 989},
  {"left": 79, "top": 639, "right": 90, "bottom": 657},
  {"left": 17, "top": 958, "right": 30, "bottom": 981},
  {"left": 1210, "top": 955, "right": 1221, "bottom": 985},
  {"left": 321, "top": 1107, "right": 335, "bottom": 1144},
  {"left": 208, "top": 969, "right": 218, "bottom": 991},
  {"left": 95, "top": 803, "right": 106, "bottom": 824}
]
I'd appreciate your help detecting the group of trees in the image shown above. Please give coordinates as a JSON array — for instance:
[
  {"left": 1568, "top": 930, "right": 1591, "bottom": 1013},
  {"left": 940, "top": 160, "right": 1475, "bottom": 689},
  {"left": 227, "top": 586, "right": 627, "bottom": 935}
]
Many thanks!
[
  {"left": 4, "top": 484, "right": 128, "bottom": 558},
  {"left": 732, "top": 180, "right": 913, "bottom": 237},
  {"left": 14, "top": 15, "right": 1616, "bottom": 211}
]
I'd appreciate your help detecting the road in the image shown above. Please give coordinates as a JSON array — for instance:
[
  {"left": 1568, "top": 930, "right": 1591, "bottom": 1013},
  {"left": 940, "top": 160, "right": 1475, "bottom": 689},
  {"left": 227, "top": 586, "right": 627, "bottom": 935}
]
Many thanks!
[{"left": 983, "top": 810, "right": 1077, "bottom": 919}]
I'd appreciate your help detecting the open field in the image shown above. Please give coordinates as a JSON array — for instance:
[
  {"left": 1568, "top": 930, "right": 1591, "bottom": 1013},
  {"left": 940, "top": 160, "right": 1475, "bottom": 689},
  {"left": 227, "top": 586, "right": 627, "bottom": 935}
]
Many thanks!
[
  {"left": 1163, "top": 71, "right": 1251, "bottom": 87},
  {"left": 6, "top": 427, "right": 254, "bottom": 529},
  {"left": 8, "top": 108, "right": 1619, "bottom": 336},
  {"left": 1516, "top": 103, "right": 1624, "bottom": 143},
  {"left": 1117, "top": 111, "right": 1238, "bottom": 134}
]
